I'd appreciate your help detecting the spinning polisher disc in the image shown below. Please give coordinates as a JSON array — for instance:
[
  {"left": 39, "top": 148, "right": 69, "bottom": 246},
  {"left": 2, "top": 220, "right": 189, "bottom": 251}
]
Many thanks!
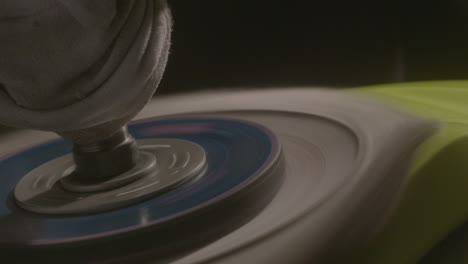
[
  {"left": 0, "top": 118, "right": 283, "bottom": 262},
  {"left": 0, "top": 88, "right": 434, "bottom": 263}
]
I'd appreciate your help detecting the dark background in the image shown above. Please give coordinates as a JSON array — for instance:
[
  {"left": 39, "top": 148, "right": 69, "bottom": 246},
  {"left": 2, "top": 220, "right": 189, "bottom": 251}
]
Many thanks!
[{"left": 158, "top": 0, "right": 468, "bottom": 94}]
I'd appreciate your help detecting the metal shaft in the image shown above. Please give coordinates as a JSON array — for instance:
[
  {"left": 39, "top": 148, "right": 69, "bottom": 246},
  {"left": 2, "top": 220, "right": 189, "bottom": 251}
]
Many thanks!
[{"left": 66, "top": 126, "right": 139, "bottom": 184}]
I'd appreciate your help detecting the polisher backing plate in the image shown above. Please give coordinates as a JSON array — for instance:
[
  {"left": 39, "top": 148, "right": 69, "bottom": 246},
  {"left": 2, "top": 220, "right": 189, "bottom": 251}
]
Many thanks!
[
  {"left": 14, "top": 138, "right": 208, "bottom": 215},
  {"left": 0, "top": 118, "right": 283, "bottom": 262},
  {"left": 0, "top": 88, "right": 435, "bottom": 263}
]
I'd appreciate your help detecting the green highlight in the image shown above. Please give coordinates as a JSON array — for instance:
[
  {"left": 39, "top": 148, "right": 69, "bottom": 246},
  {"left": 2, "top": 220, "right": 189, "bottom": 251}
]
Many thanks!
[{"left": 350, "top": 81, "right": 468, "bottom": 264}]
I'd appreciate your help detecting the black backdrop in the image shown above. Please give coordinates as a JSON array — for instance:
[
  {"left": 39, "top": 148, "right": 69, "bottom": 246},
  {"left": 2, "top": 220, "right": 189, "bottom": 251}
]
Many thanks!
[{"left": 157, "top": 0, "right": 468, "bottom": 94}]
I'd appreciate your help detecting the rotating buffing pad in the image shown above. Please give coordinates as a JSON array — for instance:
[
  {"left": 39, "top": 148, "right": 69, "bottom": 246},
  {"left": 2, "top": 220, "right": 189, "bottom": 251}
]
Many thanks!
[
  {"left": 0, "top": 118, "right": 283, "bottom": 262},
  {"left": 0, "top": 88, "right": 435, "bottom": 263}
]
